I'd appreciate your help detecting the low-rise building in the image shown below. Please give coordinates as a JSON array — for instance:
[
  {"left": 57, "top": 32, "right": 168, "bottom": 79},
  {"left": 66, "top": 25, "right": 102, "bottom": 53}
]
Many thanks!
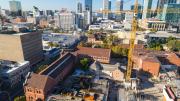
[
  {"left": 133, "top": 50, "right": 180, "bottom": 77},
  {"left": 76, "top": 47, "right": 111, "bottom": 64},
  {"left": 89, "top": 25, "right": 102, "bottom": 30},
  {"left": 114, "top": 30, "right": 147, "bottom": 44},
  {"left": 0, "top": 60, "right": 30, "bottom": 87},
  {"left": 87, "top": 34, "right": 103, "bottom": 44},
  {"left": 24, "top": 73, "right": 57, "bottom": 101},
  {"left": 139, "top": 18, "right": 167, "bottom": 31},
  {"left": 24, "top": 53, "right": 75, "bottom": 101},
  {"left": 14, "top": 17, "right": 27, "bottom": 23},
  {"left": 42, "top": 33, "right": 81, "bottom": 49},
  {"left": 90, "top": 61, "right": 124, "bottom": 81},
  {"left": 39, "top": 18, "right": 48, "bottom": 28},
  {"left": 146, "top": 31, "right": 180, "bottom": 43}
]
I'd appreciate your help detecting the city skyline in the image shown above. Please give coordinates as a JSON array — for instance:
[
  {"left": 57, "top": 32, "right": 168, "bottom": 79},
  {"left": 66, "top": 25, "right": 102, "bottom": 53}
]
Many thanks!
[{"left": 0, "top": 0, "right": 158, "bottom": 11}]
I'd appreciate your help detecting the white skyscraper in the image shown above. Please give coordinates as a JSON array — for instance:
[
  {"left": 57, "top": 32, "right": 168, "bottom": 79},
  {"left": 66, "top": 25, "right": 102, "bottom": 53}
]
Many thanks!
[
  {"left": 142, "top": 0, "right": 153, "bottom": 19},
  {"left": 115, "top": 0, "right": 124, "bottom": 21},
  {"left": 103, "top": 0, "right": 111, "bottom": 19},
  {"left": 9, "top": 0, "right": 22, "bottom": 16},
  {"left": 77, "top": 2, "right": 82, "bottom": 13},
  {"left": 54, "top": 11, "right": 76, "bottom": 31}
]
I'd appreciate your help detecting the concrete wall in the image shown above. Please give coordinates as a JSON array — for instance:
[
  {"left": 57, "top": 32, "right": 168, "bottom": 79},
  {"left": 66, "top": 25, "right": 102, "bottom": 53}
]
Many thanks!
[
  {"left": 0, "top": 34, "right": 25, "bottom": 62},
  {"left": 142, "top": 61, "right": 160, "bottom": 77}
]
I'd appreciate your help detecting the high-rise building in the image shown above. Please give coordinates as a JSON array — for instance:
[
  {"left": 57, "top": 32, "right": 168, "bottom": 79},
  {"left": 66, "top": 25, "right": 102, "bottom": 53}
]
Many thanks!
[
  {"left": 85, "top": 0, "right": 92, "bottom": 23},
  {"left": 9, "top": 0, "right": 22, "bottom": 16},
  {"left": 0, "top": 32, "right": 43, "bottom": 65},
  {"left": 103, "top": 0, "right": 111, "bottom": 19},
  {"left": 161, "top": 4, "right": 180, "bottom": 24},
  {"left": 156, "top": 0, "right": 178, "bottom": 18},
  {"left": 109, "top": 0, "right": 111, "bottom": 11},
  {"left": 142, "top": 0, "right": 153, "bottom": 19},
  {"left": 115, "top": 0, "right": 124, "bottom": 21},
  {"left": 116, "top": 0, "right": 123, "bottom": 11},
  {"left": 54, "top": 10, "right": 76, "bottom": 31},
  {"left": 83, "top": 10, "right": 91, "bottom": 26},
  {"left": 131, "top": 4, "right": 143, "bottom": 19},
  {"left": 46, "top": 10, "right": 54, "bottom": 16},
  {"left": 177, "top": 0, "right": 180, "bottom": 3},
  {"left": 77, "top": 2, "right": 83, "bottom": 13},
  {"left": 76, "top": 13, "right": 85, "bottom": 29},
  {"left": 0, "top": 6, "right": 1, "bottom": 15}
]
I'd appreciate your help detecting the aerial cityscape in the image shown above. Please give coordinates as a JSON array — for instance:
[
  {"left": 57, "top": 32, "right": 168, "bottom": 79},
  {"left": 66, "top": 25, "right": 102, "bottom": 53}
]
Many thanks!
[{"left": 0, "top": 0, "right": 180, "bottom": 101}]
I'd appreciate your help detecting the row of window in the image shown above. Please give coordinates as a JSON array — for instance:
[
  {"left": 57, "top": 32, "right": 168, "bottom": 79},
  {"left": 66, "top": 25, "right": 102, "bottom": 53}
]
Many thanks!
[{"left": 26, "top": 88, "right": 42, "bottom": 94}]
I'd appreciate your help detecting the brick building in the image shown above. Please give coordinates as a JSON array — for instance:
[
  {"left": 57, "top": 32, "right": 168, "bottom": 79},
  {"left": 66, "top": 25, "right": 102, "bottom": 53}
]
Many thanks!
[
  {"left": 24, "top": 73, "right": 57, "bottom": 101},
  {"left": 14, "top": 17, "right": 26, "bottom": 23},
  {"left": 24, "top": 53, "right": 75, "bottom": 101},
  {"left": 39, "top": 19, "right": 48, "bottom": 28},
  {"left": 90, "top": 61, "right": 124, "bottom": 81},
  {"left": 75, "top": 47, "right": 111, "bottom": 64},
  {"left": 87, "top": 34, "right": 103, "bottom": 44},
  {"left": 133, "top": 50, "right": 180, "bottom": 77}
]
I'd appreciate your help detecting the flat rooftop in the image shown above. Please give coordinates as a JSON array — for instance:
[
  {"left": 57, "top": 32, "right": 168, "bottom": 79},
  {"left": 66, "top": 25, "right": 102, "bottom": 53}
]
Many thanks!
[
  {"left": 147, "top": 31, "right": 180, "bottom": 39},
  {"left": 0, "top": 60, "right": 29, "bottom": 73}
]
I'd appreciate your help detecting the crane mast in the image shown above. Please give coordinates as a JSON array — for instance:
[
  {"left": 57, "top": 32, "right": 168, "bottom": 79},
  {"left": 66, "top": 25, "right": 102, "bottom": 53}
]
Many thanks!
[{"left": 125, "top": 0, "right": 138, "bottom": 82}]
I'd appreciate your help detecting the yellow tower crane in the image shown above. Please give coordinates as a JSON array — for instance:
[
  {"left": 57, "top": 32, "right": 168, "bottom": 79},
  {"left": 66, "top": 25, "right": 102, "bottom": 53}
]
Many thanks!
[{"left": 125, "top": 0, "right": 139, "bottom": 82}]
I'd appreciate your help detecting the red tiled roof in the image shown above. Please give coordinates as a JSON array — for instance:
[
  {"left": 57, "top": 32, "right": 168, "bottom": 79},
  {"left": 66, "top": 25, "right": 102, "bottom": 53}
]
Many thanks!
[
  {"left": 143, "top": 56, "right": 160, "bottom": 63},
  {"left": 167, "top": 53, "right": 180, "bottom": 67},
  {"left": 77, "top": 47, "right": 111, "bottom": 58},
  {"left": 25, "top": 73, "right": 57, "bottom": 92}
]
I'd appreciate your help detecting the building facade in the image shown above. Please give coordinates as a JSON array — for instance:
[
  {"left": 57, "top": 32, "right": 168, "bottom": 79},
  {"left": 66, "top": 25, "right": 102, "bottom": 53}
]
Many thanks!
[
  {"left": 103, "top": 0, "right": 111, "bottom": 19},
  {"left": 77, "top": 2, "right": 82, "bottom": 13},
  {"left": 54, "top": 11, "right": 76, "bottom": 31},
  {"left": 160, "top": 4, "right": 180, "bottom": 24},
  {"left": 0, "top": 32, "right": 43, "bottom": 65},
  {"left": 39, "top": 18, "right": 48, "bottom": 28},
  {"left": 9, "top": 0, "right": 22, "bottom": 16},
  {"left": 131, "top": 4, "right": 143, "bottom": 19},
  {"left": 0, "top": 60, "right": 30, "bottom": 87},
  {"left": 139, "top": 18, "right": 167, "bottom": 31},
  {"left": 142, "top": 0, "right": 153, "bottom": 19},
  {"left": 76, "top": 47, "right": 111, "bottom": 64},
  {"left": 85, "top": 0, "right": 92, "bottom": 24},
  {"left": 14, "top": 17, "right": 26, "bottom": 23},
  {"left": 115, "top": 0, "right": 124, "bottom": 21},
  {"left": 24, "top": 53, "right": 75, "bottom": 101}
]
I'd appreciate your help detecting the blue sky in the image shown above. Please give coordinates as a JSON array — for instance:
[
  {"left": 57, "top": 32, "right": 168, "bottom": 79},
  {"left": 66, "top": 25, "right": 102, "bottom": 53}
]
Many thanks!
[{"left": 0, "top": 0, "right": 158, "bottom": 11}]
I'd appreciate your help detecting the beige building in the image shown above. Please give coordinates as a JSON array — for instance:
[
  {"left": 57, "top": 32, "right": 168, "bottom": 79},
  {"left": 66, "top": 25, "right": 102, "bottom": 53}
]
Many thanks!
[
  {"left": 139, "top": 18, "right": 167, "bottom": 31},
  {"left": 39, "top": 19, "right": 48, "bottom": 28},
  {"left": 0, "top": 32, "right": 43, "bottom": 65},
  {"left": 90, "top": 61, "right": 124, "bottom": 81}
]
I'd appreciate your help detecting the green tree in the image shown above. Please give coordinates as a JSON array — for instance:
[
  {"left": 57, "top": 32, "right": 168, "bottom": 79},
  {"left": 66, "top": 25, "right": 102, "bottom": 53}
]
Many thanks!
[
  {"left": 53, "top": 28, "right": 60, "bottom": 33},
  {"left": 53, "top": 43, "right": 60, "bottom": 47},
  {"left": 105, "top": 35, "right": 118, "bottom": 45},
  {"left": 87, "top": 29, "right": 93, "bottom": 35},
  {"left": 166, "top": 36, "right": 176, "bottom": 42},
  {"left": 166, "top": 40, "right": 180, "bottom": 51},
  {"left": 148, "top": 41, "right": 163, "bottom": 51},
  {"left": 47, "top": 42, "right": 54, "bottom": 48},
  {"left": 14, "top": 96, "right": 26, "bottom": 101},
  {"left": 111, "top": 46, "right": 129, "bottom": 58},
  {"left": 80, "top": 58, "right": 89, "bottom": 71},
  {"left": 99, "top": 28, "right": 104, "bottom": 33}
]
